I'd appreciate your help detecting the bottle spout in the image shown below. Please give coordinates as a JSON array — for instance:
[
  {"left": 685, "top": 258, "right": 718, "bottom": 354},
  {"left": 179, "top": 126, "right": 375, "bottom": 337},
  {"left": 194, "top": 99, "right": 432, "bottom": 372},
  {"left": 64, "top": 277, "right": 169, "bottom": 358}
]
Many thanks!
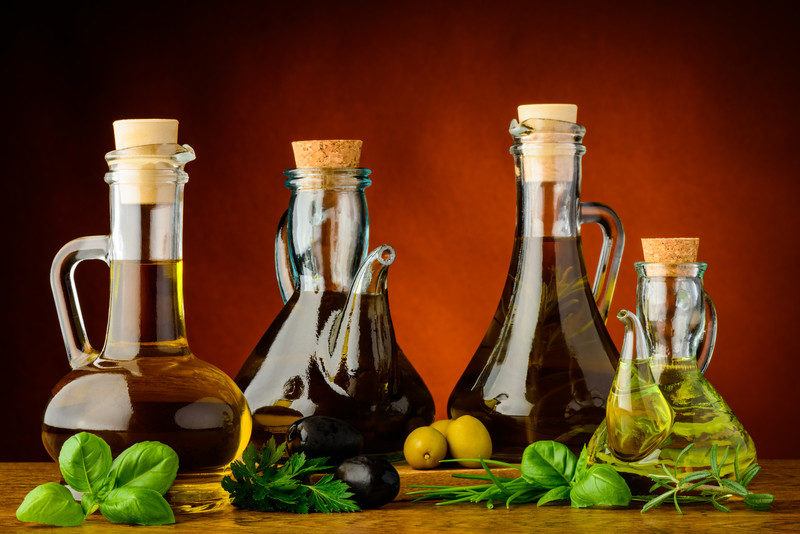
[
  {"left": 328, "top": 245, "right": 395, "bottom": 356},
  {"left": 607, "top": 309, "right": 673, "bottom": 462},
  {"left": 349, "top": 244, "right": 395, "bottom": 296},
  {"left": 617, "top": 309, "right": 649, "bottom": 362},
  {"left": 325, "top": 245, "right": 396, "bottom": 387}
]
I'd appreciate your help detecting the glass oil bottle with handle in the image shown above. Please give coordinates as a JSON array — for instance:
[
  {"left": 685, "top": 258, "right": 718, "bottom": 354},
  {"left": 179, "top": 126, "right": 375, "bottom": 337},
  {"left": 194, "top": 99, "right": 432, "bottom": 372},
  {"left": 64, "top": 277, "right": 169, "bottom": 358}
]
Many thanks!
[
  {"left": 44, "top": 120, "right": 252, "bottom": 513},
  {"left": 587, "top": 238, "right": 756, "bottom": 479},
  {"left": 235, "top": 140, "right": 434, "bottom": 455},
  {"left": 448, "top": 104, "right": 625, "bottom": 460}
]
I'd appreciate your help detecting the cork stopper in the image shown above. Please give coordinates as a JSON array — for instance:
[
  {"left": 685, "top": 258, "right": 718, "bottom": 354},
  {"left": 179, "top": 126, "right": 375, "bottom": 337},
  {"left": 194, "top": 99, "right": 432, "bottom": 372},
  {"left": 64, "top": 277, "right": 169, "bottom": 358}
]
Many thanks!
[
  {"left": 291, "top": 140, "right": 362, "bottom": 168},
  {"left": 111, "top": 119, "right": 181, "bottom": 204},
  {"left": 518, "top": 103, "right": 578, "bottom": 124},
  {"left": 113, "top": 119, "right": 178, "bottom": 149},
  {"left": 641, "top": 238, "right": 699, "bottom": 263}
]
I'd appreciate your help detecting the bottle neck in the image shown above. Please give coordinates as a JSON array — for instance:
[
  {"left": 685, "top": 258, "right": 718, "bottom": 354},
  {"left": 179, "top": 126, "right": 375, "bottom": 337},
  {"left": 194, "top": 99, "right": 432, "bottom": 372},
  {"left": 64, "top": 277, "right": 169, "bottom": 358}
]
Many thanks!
[
  {"left": 285, "top": 168, "right": 371, "bottom": 293},
  {"left": 103, "top": 179, "right": 189, "bottom": 358},
  {"left": 514, "top": 161, "right": 581, "bottom": 238},
  {"left": 510, "top": 120, "right": 584, "bottom": 239},
  {"left": 636, "top": 263, "right": 708, "bottom": 363}
]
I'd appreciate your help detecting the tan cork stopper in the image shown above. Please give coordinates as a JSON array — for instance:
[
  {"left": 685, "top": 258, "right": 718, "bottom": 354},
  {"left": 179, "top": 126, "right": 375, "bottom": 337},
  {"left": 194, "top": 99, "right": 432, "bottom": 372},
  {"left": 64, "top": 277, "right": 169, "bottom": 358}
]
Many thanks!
[
  {"left": 518, "top": 103, "right": 578, "bottom": 124},
  {"left": 291, "top": 140, "right": 362, "bottom": 168},
  {"left": 641, "top": 238, "right": 699, "bottom": 263},
  {"left": 111, "top": 119, "right": 180, "bottom": 204},
  {"left": 113, "top": 119, "right": 178, "bottom": 149}
]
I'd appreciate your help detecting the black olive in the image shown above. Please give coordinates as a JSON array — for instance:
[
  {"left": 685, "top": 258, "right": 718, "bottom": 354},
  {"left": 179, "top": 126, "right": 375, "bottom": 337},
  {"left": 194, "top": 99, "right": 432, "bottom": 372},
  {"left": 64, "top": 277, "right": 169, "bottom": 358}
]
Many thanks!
[
  {"left": 335, "top": 456, "right": 400, "bottom": 509},
  {"left": 286, "top": 416, "right": 363, "bottom": 463}
]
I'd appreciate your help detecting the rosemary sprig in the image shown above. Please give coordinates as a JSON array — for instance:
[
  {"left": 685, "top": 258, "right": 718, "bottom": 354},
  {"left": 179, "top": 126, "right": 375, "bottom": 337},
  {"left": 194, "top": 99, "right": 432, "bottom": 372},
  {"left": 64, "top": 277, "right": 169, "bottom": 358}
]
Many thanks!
[{"left": 638, "top": 444, "right": 774, "bottom": 513}]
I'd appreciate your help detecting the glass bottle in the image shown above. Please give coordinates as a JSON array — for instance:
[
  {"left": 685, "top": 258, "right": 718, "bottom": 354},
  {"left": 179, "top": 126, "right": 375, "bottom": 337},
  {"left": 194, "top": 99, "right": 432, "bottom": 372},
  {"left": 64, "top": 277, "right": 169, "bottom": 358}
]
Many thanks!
[
  {"left": 43, "top": 120, "right": 251, "bottom": 513},
  {"left": 448, "top": 104, "right": 625, "bottom": 460},
  {"left": 587, "top": 238, "right": 756, "bottom": 479},
  {"left": 235, "top": 140, "right": 434, "bottom": 455}
]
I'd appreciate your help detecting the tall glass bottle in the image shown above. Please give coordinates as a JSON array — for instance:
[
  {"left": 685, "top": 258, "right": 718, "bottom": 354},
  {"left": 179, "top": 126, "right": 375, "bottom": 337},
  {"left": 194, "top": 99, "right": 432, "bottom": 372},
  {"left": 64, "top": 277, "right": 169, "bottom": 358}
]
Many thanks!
[
  {"left": 236, "top": 140, "right": 434, "bottom": 455},
  {"left": 448, "top": 104, "right": 624, "bottom": 459},
  {"left": 43, "top": 120, "right": 251, "bottom": 513}
]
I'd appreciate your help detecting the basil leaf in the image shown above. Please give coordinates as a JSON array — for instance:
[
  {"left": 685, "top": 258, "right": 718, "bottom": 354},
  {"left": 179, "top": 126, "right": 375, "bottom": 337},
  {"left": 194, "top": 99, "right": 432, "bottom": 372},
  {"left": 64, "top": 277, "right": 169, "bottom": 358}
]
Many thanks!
[
  {"left": 58, "top": 432, "right": 112, "bottom": 494},
  {"left": 520, "top": 441, "right": 577, "bottom": 488},
  {"left": 537, "top": 485, "right": 571, "bottom": 506},
  {"left": 100, "top": 487, "right": 175, "bottom": 525},
  {"left": 570, "top": 465, "right": 631, "bottom": 508},
  {"left": 16, "top": 483, "right": 85, "bottom": 527},
  {"left": 572, "top": 445, "right": 589, "bottom": 484},
  {"left": 81, "top": 492, "right": 100, "bottom": 516},
  {"left": 108, "top": 441, "right": 179, "bottom": 494}
]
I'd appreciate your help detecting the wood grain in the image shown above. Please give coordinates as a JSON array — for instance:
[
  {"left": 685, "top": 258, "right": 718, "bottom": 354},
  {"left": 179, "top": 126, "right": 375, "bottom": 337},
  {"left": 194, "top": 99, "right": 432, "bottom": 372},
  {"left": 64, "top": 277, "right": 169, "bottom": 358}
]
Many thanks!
[{"left": 2, "top": 461, "right": 798, "bottom": 532}]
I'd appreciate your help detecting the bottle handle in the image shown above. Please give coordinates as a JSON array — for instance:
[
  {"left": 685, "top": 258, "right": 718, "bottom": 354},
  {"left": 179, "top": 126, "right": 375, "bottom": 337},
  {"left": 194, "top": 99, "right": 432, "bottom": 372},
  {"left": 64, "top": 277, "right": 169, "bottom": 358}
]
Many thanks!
[
  {"left": 697, "top": 292, "right": 718, "bottom": 374},
  {"left": 50, "top": 236, "right": 111, "bottom": 369},
  {"left": 579, "top": 202, "right": 625, "bottom": 321},
  {"left": 275, "top": 210, "right": 297, "bottom": 303}
]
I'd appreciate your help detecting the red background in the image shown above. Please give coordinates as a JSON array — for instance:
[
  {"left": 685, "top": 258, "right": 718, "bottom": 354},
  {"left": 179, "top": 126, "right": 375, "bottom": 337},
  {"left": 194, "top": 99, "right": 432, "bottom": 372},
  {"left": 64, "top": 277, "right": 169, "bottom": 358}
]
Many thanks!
[{"left": 4, "top": 1, "right": 799, "bottom": 460}]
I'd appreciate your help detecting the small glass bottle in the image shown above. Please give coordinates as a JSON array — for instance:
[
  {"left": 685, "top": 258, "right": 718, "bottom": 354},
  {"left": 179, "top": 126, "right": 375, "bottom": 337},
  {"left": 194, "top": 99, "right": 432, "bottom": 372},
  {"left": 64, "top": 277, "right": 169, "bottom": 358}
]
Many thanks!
[
  {"left": 236, "top": 140, "right": 434, "bottom": 454},
  {"left": 588, "top": 238, "right": 756, "bottom": 479},
  {"left": 43, "top": 120, "right": 251, "bottom": 513}
]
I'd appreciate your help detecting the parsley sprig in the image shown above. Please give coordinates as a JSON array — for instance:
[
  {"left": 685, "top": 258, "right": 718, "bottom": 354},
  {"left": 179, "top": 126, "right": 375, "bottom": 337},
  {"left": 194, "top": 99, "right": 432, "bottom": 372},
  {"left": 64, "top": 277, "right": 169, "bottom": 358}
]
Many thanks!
[{"left": 221, "top": 438, "right": 359, "bottom": 513}]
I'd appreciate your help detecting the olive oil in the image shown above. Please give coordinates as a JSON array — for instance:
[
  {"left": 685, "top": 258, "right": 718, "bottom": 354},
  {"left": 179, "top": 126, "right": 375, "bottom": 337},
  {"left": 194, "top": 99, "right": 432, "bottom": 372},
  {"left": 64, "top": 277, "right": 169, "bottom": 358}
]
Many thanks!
[
  {"left": 448, "top": 237, "right": 618, "bottom": 459},
  {"left": 237, "top": 290, "right": 434, "bottom": 455},
  {"left": 605, "top": 360, "right": 672, "bottom": 462},
  {"left": 589, "top": 357, "right": 756, "bottom": 478}
]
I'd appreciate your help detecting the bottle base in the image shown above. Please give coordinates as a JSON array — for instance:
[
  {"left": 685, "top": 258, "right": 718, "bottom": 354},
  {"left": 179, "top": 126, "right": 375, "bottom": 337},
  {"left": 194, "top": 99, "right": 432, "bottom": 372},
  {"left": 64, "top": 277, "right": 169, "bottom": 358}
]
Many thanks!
[{"left": 167, "top": 470, "right": 230, "bottom": 514}]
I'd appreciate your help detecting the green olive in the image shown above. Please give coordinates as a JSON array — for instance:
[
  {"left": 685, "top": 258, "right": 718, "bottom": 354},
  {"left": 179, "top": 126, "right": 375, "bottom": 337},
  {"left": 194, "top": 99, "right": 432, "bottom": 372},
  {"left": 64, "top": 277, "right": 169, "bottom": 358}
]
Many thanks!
[
  {"left": 403, "top": 426, "right": 447, "bottom": 469},
  {"left": 430, "top": 419, "right": 452, "bottom": 437},
  {"left": 446, "top": 415, "right": 492, "bottom": 468}
]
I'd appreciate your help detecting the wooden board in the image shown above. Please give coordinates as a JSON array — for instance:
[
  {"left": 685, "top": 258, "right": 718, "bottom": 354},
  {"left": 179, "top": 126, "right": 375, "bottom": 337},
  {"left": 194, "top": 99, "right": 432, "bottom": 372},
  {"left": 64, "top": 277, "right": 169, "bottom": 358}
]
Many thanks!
[
  {"left": 2, "top": 461, "right": 798, "bottom": 532},
  {"left": 393, "top": 462, "right": 520, "bottom": 501}
]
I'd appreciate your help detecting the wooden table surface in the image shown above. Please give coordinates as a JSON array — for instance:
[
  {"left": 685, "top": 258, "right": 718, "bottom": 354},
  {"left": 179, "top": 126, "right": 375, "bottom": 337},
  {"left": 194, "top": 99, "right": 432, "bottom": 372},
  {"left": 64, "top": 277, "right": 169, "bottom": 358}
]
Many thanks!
[{"left": 2, "top": 461, "right": 798, "bottom": 532}]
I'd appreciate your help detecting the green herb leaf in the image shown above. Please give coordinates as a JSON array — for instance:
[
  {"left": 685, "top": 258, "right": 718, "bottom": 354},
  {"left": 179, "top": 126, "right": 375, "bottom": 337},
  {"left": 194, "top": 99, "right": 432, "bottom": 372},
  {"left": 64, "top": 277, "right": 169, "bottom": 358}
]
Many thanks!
[
  {"left": 537, "top": 486, "right": 571, "bottom": 506},
  {"left": 305, "top": 475, "right": 359, "bottom": 513},
  {"left": 570, "top": 465, "right": 631, "bottom": 508},
  {"left": 674, "top": 443, "right": 694, "bottom": 467},
  {"left": 108, "top": 441, "right": 179, "bottom": 495},
  {"left": 641, "top": 489, "right": 676, "bottom": 513},
  {"left": 16, "top": 483, "right": 85, "bottom": 527},
  {"left": 222, "top": 439, "right": 358, "bottom": 514},
  {"left": 520, "top": 441, "right": 577, "bottom": 488},
  {"left": 720, "top": 479, "right": 749, "bottom": 496},
  {"left": 100, "top": 487, "right": 175, "bottom": 526},
  {"left": 81, "top": 492, "right": 100, "bottom": 516},
  {"left": 744, "top": 493, "right": 774, "bottom": 511},
  {"left": 571, "top": 446, "right": 589, "bottom": 484},
  {"left": 709, "top": 445, "right": 720, "bottom": 478},
  {"left": 58, "top": 432, "right": 112, "bottom": 495},
  {"left": 710, "top": 497, "right": 731, "bottom": 513},
  {"left": 739, "top": 464, "right": 761, "bottom": 487}
]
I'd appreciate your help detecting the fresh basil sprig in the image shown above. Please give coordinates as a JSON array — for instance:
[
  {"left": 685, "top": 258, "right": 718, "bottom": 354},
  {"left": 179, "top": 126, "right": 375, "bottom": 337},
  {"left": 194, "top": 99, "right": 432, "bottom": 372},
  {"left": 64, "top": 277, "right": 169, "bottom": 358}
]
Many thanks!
[
  {"left": 409, "top": 441, "right": 631, "bottom": 509},
  {"left": 16, "top": 432, "right": 178, "bottom": 527}
]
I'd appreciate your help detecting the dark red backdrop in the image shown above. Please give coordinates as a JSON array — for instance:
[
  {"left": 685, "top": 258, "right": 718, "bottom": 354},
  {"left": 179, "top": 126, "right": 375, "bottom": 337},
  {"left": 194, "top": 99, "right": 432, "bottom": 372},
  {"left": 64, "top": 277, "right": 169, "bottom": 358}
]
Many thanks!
[{"left": 4, "top": 1, "right": 799, "bottom": 460}]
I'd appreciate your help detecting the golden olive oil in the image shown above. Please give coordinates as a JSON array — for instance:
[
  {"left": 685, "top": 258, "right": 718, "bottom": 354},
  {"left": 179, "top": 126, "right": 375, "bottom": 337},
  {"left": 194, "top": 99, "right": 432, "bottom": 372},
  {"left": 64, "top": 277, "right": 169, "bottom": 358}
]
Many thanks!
[
  {"left": 589, "top": 357, "right": 756, "bottom": 479},
  {"left": 605, "top": 360, "right": 672, "bottom": 462}
]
